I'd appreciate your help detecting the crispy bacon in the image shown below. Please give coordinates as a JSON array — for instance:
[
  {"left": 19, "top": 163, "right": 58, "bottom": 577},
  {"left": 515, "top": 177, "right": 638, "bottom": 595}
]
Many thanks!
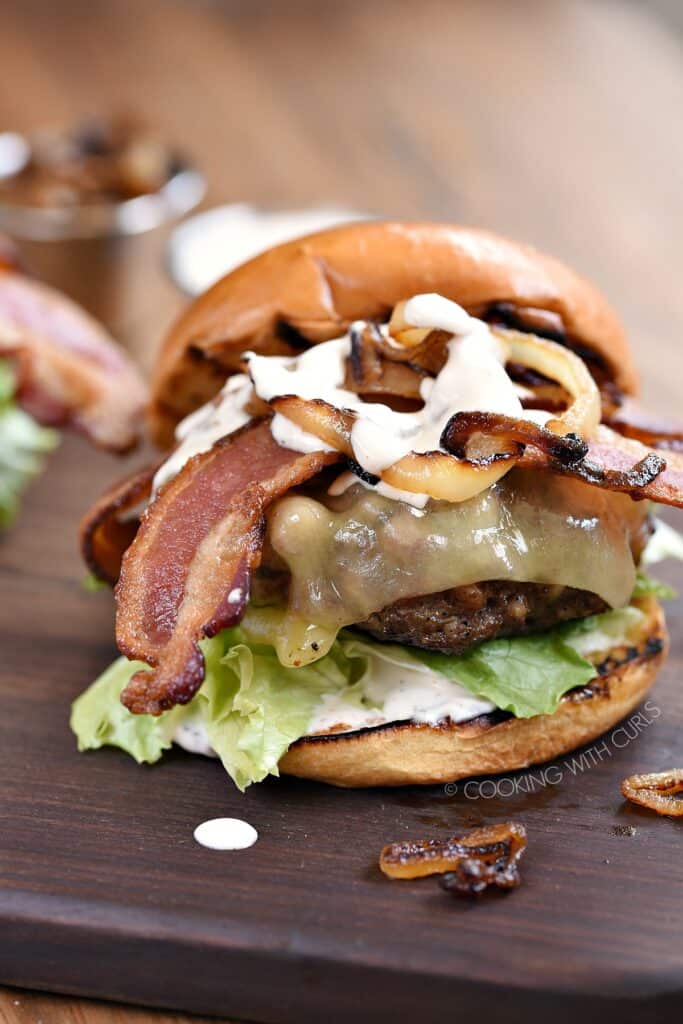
[
  {"left": 439, "top": 412, "right": 683, "bottom": 506},
  {"left": 520, "top": 424, "right": 683, "bottom": 505},
  {"left": 116, "top": 421, "right": 340, "bottom": 715},
  {"left": 0, "top": 272, "right": 147, "bottom": 452},
  {"left": 605, "top": 398, "right": 683, "bottom": 453},
  {"left": 80, "top": 464, "right": 157, "bottom": 585}
]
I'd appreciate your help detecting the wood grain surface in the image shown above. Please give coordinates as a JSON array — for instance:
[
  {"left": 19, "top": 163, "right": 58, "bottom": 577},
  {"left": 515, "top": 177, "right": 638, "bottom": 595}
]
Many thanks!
[{"left": 1, "top": 1, "right": 682, "bottom": 1022}]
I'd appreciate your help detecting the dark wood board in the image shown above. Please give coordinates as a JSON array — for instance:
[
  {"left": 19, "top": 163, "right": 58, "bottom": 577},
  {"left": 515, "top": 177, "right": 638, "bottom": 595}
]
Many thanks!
[
  {"left": 1, "top": 433, "right": 683, "bottom": 1024},
  {"left": 1, "top": 1, "right": 683, "bottom": 1020}
]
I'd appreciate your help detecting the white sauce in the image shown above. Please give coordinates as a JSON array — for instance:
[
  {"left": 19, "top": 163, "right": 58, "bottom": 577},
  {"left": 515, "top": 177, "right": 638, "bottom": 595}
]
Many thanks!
[
  {"left": 0, "top": 132, "right": 30, "bottom": 178},
  {"left": 249, "top": 296, "right": 526, "bottom": 504},
  {"left": 153, "top": 374, "right": 252, "bottom": 493},
  {"left": 641, "top": 519, "right": 683, "bottom": 566},
  {"left": 307, "top": 650, "right": 495, "bottom": 733},
  {"left": 153, "top": 292, "right": 550, "bottom": 505},
  {"left": 193, "top": 817, "right": 258, "bottom": 850}
]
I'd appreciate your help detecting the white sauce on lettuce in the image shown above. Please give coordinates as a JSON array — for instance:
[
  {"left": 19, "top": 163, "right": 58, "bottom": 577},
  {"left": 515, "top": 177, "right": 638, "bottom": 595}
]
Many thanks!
[
  {"left": 153, "top": 294, "right": 546, "bottom": 506},
  {"left": 172, "top": 607, "right": 643, "bottom": 762},
  {"left": 308, "top": 649, "right": 495, "bottom": 733}
]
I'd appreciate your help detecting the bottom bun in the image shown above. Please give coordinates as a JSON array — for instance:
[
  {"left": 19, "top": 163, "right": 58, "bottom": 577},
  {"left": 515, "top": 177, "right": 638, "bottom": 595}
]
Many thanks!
[{"left": 279, "top": 596, "right": 667, "bottom": 788}]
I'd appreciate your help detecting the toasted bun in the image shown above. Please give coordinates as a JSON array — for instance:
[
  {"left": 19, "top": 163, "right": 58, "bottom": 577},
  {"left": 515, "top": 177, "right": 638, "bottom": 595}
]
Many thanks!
[
  {"left": 279, "top": 596, "right": 666, "bottom": 788},
  {"left": 149, "top": 222, "right": 638, "bottom": 447}
]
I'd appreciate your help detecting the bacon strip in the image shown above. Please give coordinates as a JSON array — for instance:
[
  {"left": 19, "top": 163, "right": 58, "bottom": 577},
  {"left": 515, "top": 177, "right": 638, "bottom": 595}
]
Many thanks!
[
  {"left": 116, "top": 421, "right": 340, "bottom": 715},
  {"left": 605, "top": 398, "right": 683, "bottom": 453},
  {"left": 0, "top": 272, "right": 147, "bottom": 452},
  {"left": 0, "top": 233, "right": 21, "bottom": 273},
  {"left": 521, "top": 424, "right": 683, "bottom": 506},
  {"left": 80, "top": 464, "right": 157, "bottom": 586}
]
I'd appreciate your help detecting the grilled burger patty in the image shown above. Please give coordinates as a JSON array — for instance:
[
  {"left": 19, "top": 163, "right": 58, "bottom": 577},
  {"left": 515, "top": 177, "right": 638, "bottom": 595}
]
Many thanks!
[{"left": 355, "top": 581, "right": 607, "bottom": 655}]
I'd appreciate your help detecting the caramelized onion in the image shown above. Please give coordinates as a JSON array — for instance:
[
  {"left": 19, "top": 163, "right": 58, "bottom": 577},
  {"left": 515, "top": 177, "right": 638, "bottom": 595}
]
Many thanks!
[
  {"left": 441, "top": 411, "right": 588, "bottom": 466},
  {"left": 493, "top": 328, "right": 600, "bottom": 438},
  {"left": 270, "top": 395, "right": 517, "bottom": 501},
  {"left": 270, "top": 395, "right": 354, "bottom": 456},
  {"left": 380, "top": 823, "right": 527, "bottom": 895},
  {"left": 345, "top": 323, "right": 426, "bottom": 401},
  {"left": 376, "top": 328, "right": 450, "bottom": 375},
  {"left": 621, "top": 771, "right": 683, "bottom": 817}
]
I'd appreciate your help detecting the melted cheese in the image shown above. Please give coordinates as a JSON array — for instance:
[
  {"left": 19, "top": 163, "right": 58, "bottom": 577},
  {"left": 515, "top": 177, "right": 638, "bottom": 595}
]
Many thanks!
[{"left": 266, "top": 470, "right": 641, "bottom": 665}]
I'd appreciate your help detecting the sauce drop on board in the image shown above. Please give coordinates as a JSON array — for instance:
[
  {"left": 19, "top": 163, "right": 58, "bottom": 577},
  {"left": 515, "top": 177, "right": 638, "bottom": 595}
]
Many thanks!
[{"left": 193, "top": 817, "right": 258, "bottom": 851}]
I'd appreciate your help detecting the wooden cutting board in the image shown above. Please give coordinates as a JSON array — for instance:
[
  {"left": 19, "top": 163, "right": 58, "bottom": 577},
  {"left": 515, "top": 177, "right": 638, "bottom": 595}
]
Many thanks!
[{"left": 1, "top": 434, "right": 683, "bottom": 1024}]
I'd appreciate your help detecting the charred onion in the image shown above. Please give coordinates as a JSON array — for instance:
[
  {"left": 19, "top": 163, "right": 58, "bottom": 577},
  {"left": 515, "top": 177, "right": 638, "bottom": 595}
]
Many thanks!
[
  {"left": 379, "top": 822, "right": 527, "bottom": 895},
  {"left": 621, "top": 770, "right": 683, "bottom": 817},
  {"left": 270, "top": 394, "right": 517, "bottom": 502},
  {"left": 441, "top": 411, "right": 588, "bottom": 466}
]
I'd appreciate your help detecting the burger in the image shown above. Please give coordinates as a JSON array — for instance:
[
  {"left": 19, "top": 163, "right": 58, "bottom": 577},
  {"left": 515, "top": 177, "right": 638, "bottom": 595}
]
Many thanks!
[
  {"left": 73, "top": 222, "right": 683, "bottom": 790},
  {"left": 0, "top": 233, "right": 146, "bottom": 526}
]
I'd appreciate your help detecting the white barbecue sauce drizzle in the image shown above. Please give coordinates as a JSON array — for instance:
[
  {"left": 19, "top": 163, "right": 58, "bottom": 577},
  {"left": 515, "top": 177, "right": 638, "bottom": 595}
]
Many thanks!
[{"left": 152, "top": 293, "right": 544, "bottom": 506}]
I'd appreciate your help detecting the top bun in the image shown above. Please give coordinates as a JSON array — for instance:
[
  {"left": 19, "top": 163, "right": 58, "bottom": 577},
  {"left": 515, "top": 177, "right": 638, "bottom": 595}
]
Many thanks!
[{"left": 150, "top": 222, "right": 637, "bottom": 447}]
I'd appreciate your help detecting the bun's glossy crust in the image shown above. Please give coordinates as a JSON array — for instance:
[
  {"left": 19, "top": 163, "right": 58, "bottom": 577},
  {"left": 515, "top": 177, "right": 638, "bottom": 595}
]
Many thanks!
[
  {"left": 279, "top": 597, "right": 665, "bottom": 788},
  {"left": 150, "top": 222, "right": 638, "bottom": 446}
]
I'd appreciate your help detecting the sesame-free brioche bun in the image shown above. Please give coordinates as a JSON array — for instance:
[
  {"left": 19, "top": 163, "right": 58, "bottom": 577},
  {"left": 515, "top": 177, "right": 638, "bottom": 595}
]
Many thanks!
[
  {"left": 279, "top": 596, "right": 665, "bottom": 788},
  {"left": 150, "top": 221, "right": 638, "bottom": 447}
]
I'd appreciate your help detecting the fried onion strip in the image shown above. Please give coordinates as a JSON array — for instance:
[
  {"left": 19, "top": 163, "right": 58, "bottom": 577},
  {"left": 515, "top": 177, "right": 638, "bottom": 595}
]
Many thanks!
[
  {"left": 379, "top": 823, "right": 527, "bottom": 895},
  {"left": 441, "top": 411, "right": 588, "bottom": 466},
  {"left": 493, "top": 328, "right": 601, "bottom": 438},
  {"left": 621, "top": 770, "right": 683, "bottom": 817},
  {"left": 270, "top": 395, "right": 517, "bottom": 501}
]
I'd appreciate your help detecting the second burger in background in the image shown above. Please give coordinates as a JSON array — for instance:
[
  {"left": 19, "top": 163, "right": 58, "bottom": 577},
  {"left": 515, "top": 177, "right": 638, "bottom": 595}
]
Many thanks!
[{"left": 0, "top": 232, "right": 146, "bottom": 525}]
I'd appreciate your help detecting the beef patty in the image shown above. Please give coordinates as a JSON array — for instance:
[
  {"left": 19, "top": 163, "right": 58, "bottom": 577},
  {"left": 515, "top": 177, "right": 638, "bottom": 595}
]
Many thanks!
[{"left": 356, "top": 581, "right": 607, "bottom": 655}]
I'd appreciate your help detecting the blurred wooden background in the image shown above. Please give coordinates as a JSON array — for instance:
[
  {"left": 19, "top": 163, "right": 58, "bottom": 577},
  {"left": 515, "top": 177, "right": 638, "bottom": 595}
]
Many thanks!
[{"left": 1, "top": 0, "right": 681, "bottom": 1020}]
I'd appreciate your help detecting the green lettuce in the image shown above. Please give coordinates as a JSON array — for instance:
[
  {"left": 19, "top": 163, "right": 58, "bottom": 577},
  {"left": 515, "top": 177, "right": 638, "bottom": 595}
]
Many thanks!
[
  {"left": 71, "top": 627, "right": 366, "bottom": 791},
  {"left": 0, "top": 360, "right": 59, "bottom": 527},
  {"left": 409, "top": 629, "right": 595, "bottom": 718},
  {"left": 632, "top": 570, "right": 676, "bottom": 601},
  {"left": 71, "top": 603, "right": 646, "bottom": 790}
]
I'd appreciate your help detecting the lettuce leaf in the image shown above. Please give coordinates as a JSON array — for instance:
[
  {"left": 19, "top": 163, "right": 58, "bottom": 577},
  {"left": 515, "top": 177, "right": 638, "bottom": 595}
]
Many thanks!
[
  {"left": 0, "top": 360, "right": 59, "bottom": 527},
  {"left": 71, "top": 627, "right": 364, "bottom": 791},
  {"left": 632, "top": 570, "right": 676, "bottom": 600},
  {"left": 409, "top": 633, "right": 595, "bottom": 718},
  {"left": 71, "top": 603, "right": 647, "bottom": 790},
  {"left": 70, "top": 656, "right": 185, "bottom": 763},
  {"left": 197, "top": 629, "right": 360, "bottom": 789}
]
